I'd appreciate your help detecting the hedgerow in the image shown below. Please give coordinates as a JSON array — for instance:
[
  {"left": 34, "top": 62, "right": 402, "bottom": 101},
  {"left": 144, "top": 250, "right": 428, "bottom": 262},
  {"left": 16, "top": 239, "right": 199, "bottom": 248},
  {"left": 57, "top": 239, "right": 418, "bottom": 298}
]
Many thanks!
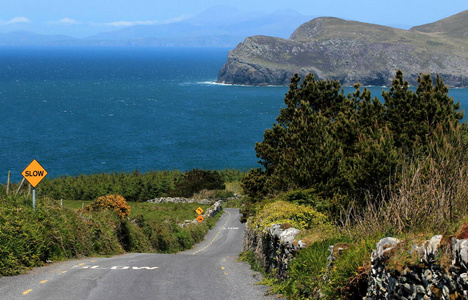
[{"left": 0, "top": 194, "right": 221, "bottom": 276}]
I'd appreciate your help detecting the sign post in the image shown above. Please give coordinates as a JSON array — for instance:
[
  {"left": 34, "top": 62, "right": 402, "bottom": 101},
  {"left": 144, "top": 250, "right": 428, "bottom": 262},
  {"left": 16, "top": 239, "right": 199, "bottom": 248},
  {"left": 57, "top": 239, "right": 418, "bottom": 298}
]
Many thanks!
[{"left": 21, "top": 159, "right": 48, "bottom": 210}]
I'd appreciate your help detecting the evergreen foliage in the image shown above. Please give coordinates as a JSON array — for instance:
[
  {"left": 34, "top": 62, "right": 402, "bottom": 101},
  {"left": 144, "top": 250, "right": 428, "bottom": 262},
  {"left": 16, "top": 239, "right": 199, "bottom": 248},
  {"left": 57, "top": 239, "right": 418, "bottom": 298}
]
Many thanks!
[
  {"left": 169, "top": 169, "right": 225, "bottom": 198},
  {"left": 243, "top": 71, "right": 466, "bottom": 213},
  {"left": 38, "top": 170, "right": 181, "bottom": 202},
  {"left": 36, "top": 168, "right": 241, "bottom": 202}
]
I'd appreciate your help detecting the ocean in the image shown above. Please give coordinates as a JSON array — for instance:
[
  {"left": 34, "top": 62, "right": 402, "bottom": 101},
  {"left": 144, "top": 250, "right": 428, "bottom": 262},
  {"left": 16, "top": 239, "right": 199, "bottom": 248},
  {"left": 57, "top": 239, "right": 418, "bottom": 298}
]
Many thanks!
[{"left": 1, "top": 47, "right": 467, "bottom": 183}]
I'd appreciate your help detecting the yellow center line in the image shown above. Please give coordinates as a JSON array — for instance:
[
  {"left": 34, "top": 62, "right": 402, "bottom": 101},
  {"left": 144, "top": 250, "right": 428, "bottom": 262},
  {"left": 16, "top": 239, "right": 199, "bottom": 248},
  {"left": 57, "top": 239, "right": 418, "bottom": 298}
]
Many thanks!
[
  {"left": 39, "top": 280, "right": 48, "bottom": 284},
  {"left": 62, "top": 271, "right": 67, "bottom": 274},
  {"left": 192, "top": 210, "right": 231, "bottom": 255},
  {"left": 22, "top": 289, "right": 33, "bottom": 295}
]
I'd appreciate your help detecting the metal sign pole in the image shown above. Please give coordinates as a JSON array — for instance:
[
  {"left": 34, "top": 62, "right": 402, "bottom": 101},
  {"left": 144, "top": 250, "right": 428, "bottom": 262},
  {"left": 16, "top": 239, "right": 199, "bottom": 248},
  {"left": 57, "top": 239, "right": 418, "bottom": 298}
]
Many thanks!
[{"left": 33, "top": 188, "right": 36, "bottom": 210}]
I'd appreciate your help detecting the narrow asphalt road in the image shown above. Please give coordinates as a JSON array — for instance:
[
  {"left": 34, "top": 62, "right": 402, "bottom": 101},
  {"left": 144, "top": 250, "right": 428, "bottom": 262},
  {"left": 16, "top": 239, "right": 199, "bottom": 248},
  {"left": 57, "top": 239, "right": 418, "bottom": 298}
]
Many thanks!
[{"left": 0, "top": 208, "right": 277, "bottom": 300}]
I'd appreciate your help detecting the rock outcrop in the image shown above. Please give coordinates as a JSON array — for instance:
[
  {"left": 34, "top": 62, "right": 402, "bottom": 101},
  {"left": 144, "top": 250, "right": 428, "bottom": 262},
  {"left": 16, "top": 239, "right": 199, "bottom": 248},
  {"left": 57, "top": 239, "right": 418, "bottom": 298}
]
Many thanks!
[{"left": 217, "top": 10, "right": 468, "bottom": 87}]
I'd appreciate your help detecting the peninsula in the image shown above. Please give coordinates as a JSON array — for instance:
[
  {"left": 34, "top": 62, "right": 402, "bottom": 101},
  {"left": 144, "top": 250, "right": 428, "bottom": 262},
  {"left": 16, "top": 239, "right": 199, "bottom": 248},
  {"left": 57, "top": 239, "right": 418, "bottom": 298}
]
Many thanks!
[{"left": 217, "top": 10, "right": 468, "bottom": 87}]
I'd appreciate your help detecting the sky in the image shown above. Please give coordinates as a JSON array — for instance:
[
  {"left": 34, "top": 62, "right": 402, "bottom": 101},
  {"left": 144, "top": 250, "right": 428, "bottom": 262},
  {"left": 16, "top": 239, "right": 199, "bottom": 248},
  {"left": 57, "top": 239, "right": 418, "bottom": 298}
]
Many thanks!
[{"left": 0, "top": 0, "right": 467, "bottom": 37}]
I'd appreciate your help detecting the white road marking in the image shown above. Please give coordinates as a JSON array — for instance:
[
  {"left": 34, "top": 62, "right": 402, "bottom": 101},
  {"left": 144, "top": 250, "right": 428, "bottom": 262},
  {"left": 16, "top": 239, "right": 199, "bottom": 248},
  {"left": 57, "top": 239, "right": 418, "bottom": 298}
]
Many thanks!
[
  {"left": 111, "top": 266, "right": 129, "bottom": 270},
  {"left": 73, "top": 265, "right": 158, "bottom": 270}
]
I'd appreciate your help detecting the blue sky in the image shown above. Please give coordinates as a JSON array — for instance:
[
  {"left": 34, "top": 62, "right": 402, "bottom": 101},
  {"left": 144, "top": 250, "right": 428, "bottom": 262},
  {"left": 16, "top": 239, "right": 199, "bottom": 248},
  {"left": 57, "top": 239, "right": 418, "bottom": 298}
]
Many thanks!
[{"left": 1, "top": 0, "right": 467, "bottom": 37}]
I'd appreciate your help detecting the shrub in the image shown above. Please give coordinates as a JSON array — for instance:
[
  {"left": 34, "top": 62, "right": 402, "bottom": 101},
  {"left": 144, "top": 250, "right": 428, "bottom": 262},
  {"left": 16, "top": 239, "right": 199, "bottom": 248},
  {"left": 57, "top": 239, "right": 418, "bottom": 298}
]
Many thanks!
[
  {"left": 117, "top": 220, "right": 152, "bottom": 253},
  {"left": 250, "top": 200, "right": 332, "bottom": 232},
  {"left": 0, "top": 197, "right": 125, "bottom": 276},
  {"left": 169, "top": 169, "right": 225, "bottom": 197},
  {"left": 84, "top": 194, "right": 131, "bottom": 219}
]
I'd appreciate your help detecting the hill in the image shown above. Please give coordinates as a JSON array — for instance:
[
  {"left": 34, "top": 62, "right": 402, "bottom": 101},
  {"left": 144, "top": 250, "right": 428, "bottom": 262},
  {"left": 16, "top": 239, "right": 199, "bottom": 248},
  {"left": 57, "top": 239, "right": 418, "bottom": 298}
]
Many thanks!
[{"left": 217, "top": 10, "right": 468, "bottom": 87}]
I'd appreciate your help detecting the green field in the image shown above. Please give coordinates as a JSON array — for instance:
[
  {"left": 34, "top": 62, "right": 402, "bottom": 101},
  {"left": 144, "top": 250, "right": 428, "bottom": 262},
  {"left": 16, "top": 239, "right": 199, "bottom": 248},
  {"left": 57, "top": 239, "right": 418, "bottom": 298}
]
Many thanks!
[{"left": 60, "top": 200, "right": 211, "bottom": 223}]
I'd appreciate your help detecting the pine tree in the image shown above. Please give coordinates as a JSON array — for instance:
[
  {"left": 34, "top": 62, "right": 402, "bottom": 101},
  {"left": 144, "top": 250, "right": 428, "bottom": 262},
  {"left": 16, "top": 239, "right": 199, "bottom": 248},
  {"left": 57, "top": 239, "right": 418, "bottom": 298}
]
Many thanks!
[{"left": 243, "top": 71, "right": 466, "bottom": 213}]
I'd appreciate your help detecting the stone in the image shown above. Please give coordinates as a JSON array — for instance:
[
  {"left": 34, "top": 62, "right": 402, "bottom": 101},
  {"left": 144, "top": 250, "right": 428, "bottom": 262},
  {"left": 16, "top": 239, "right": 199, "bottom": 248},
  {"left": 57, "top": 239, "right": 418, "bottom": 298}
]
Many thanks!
[
  {"left": 279, "top": 228, "right": 301, "bottom": 243},
  {"left": 372, "top": 237, "right": 401, "bottom": 260},
  {"left": 402, "top": 283, "right": 413, "bottom": 294},
  {"left": 415, "top": 285, "right": 425, "bottom": 294},
  {"left": 297, "top": 240, "right": 307, "bottom": 248},
  {"left": 269, "top": 224, "right": 283, "bottom": 238}
]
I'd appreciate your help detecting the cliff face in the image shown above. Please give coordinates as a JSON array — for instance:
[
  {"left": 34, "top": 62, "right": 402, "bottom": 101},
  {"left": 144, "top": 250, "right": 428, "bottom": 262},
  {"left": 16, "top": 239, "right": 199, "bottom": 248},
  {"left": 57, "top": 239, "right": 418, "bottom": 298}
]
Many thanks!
[{"left": 217, "top": 11, "right": 468, "bottom": 87}]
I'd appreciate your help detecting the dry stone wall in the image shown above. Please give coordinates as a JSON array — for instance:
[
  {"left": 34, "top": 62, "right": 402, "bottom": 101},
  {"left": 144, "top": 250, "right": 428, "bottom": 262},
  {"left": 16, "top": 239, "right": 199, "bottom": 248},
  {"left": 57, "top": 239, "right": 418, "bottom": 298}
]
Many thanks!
[
  {"left": 365, "top": 236, "right": 468, "bottom": 299},
  {"left": 147, "top": 197, "right": 214, "bottom": 204},
  {"left": 243, "top": 222, "right": 468, "bottom": 299},
  {"left": 178, "top": 200, "right": 223, "bottom": 227},
  {"left": 243, "top": 221, "right": 307, "bottom": 279}
]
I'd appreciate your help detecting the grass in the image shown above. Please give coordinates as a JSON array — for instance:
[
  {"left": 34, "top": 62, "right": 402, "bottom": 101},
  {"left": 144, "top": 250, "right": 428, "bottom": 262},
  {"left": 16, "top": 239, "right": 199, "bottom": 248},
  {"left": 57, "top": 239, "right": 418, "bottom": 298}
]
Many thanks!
[
  {"left": 225, "top": 181, "right": 243, "bottom": 195},
  {"left": 58, "top": 200, "right": 211, "bottom": 222},
  {"left": 128, "top": 202, "right": 211, "bottom": 223},
  {"left": 61, "top": 200, "right": 91, "bottom": 210}
]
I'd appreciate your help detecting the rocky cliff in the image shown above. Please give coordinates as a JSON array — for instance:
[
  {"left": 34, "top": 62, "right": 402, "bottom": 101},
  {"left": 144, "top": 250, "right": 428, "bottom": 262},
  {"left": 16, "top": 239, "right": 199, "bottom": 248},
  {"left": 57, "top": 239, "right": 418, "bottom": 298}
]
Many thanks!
[{"left": 217, "top": 10, "right": 468, "bottom": 87}]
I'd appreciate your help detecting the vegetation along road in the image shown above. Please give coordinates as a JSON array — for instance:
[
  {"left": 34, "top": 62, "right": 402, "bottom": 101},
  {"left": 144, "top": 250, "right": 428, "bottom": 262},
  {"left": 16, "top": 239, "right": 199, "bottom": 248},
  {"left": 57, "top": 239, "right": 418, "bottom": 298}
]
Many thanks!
[{"left": 0, "top": 208, "right": 275, "bottom": 300}]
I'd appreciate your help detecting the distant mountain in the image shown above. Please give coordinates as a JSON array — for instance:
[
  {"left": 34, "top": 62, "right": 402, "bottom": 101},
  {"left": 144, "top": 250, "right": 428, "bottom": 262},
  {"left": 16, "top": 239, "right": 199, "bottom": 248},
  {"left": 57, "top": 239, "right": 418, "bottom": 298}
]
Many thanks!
[
  {"left": 85, "top": 7, "right": 313, "bottom": 47},
  {"left": 0, "top": 31, "right": 75, "bottom": 46},
  {"left": 217, "top": 10, "right": 468, "bottom": 87},
  {"left": 0, "top": 7, "right": 313, "bottom": 48}
]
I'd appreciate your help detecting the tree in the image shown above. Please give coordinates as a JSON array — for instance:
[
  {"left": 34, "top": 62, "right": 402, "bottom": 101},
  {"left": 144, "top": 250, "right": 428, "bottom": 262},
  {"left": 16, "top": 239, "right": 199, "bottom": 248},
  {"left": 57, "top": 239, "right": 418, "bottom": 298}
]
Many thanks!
[
  {"left": 169, "top": 169, "right": 225, "bottom": 198},
  {"left": 243, "top": 71, "right": 465, "bottom": 212},
  {"left": 383, "top": 71, "right": 463, "bottom": 155}
]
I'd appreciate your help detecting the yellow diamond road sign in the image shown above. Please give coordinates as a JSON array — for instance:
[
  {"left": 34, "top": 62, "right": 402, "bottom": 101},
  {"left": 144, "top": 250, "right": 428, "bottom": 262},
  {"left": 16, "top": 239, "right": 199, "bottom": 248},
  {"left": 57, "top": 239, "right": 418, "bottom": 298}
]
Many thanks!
[
  {"left": 196, "top": 215, "right": 204, "bottom": 223},
  {"left": 195, "top": 207, "right": 204, "bottom": 215},
  {"left": 21, "top": 159, "right": 48, "bottom": 188}
]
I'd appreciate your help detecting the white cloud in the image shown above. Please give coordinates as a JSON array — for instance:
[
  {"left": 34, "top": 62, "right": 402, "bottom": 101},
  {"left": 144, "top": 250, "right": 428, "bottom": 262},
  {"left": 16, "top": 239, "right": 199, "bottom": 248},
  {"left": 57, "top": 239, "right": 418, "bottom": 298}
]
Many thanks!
[
  {"left": 0, "top": 17, "right": 31, "bottom": 25},
  {"left": 47, "top": 18, "right": 81, "bottom": 25},
  {"left": 58, "top": 18, "right": 81, "bottom": 24},
  {"left": 103, "top": 15, "right": 190, "bottom": 27},
  {"left": 160, "top": 15, "right": 190, "bottom": 24},
  {"left": 105, "top": 20, "right": 159, "bottom": 27}
]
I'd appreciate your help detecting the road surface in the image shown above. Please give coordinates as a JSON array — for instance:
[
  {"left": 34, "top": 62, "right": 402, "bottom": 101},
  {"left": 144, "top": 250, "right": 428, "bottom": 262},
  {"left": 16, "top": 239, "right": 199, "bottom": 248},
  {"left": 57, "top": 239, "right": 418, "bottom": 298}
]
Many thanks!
[{"left": 0, "top": 208, "right": 277, "bottom": 300}]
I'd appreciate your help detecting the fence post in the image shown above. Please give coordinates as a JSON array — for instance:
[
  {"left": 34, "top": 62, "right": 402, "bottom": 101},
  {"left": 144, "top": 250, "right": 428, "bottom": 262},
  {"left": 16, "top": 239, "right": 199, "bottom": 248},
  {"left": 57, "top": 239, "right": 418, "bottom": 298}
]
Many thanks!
[
  {"left": 6, "top": 171, "right": 11, "bottom": 195},
  {"left": 15, "top": 178, "right": 25, "bottom": 195}
]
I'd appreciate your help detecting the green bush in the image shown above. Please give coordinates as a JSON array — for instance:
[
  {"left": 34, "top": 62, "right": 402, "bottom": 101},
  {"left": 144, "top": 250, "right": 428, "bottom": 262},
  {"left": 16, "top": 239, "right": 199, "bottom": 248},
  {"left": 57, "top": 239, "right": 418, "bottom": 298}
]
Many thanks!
[
  {"left": 250, "top": 200, "right": 332, "bottom": 231},
  {"left": 169, "top": 169, "right": 225, "bottom": 198},
  {"left": 117, "top": 220, "right": 152, "bottom": 253},
  {"left": 38, "top": 170, "right": 182, "bottom": 202}
]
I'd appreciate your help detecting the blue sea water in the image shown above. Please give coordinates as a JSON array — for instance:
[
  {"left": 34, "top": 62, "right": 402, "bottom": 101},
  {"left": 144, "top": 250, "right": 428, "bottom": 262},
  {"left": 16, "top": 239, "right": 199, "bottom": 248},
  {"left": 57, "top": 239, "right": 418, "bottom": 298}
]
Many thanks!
[{"left": 1, "top": 47, "right": 467, "bottom": 183}]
